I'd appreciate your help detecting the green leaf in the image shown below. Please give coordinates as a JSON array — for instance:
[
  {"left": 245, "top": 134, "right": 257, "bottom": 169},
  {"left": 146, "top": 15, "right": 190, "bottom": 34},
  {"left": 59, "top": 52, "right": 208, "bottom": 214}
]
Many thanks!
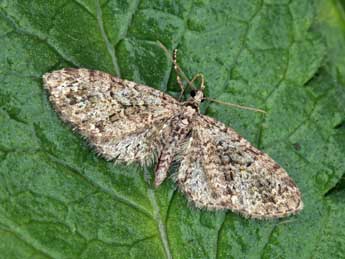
[{"left": 0, "top": 0, "right": 345, "bottom": 258}]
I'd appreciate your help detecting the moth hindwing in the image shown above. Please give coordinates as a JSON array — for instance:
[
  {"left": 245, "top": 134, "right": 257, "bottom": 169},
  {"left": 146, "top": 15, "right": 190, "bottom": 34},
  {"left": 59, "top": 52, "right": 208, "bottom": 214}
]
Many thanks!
[{"left": 43, "top": 68, "right": 303, "bottom": 219}]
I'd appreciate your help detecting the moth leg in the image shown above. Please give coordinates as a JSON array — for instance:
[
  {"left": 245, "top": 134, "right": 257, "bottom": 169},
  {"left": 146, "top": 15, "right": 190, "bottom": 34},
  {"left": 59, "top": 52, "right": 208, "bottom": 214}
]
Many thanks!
[
  {"left": 154, "top": 147, "right": 174, "bottom": 187},
  {"left": 190, "top": 73, "right": 205, "bottom": 90}
]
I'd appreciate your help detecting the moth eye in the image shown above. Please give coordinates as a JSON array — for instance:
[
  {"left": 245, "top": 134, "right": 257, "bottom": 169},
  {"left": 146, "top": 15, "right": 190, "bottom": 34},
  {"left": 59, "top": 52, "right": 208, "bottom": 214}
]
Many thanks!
[{"left": 190, "top": 90, "right": 196, "bottom": 97}]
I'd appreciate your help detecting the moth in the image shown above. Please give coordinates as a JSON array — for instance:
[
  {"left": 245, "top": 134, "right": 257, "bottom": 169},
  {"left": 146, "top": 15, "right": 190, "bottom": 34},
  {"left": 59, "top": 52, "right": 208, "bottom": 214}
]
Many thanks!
[{"left": 43, "top": 53, "right": 303, "bottom": 219}]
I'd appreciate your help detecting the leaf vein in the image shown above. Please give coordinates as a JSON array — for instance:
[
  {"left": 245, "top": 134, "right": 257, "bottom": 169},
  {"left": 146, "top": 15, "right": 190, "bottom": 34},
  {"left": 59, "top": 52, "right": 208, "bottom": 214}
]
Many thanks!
[
  {"left": 144, "top": 167, "right": 172, "bottom": 259},
  {"left": 45, "top": 154, "right": 154, "bottom": 220},
  {"left": 0, "top": 218, "right": 57, "bottom": 258},
  {"left": 0, "top": 10, "right": 80, "bottom": 68},
  {"left": 95, "top": 0, "right": 121, "bottom": 76}
]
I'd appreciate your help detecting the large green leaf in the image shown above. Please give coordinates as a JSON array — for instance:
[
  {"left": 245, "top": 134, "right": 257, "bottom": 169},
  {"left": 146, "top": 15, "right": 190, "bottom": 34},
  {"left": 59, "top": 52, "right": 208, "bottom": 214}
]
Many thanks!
[{"left": 1, "top": 0, "right": 345, "bottom": 258}]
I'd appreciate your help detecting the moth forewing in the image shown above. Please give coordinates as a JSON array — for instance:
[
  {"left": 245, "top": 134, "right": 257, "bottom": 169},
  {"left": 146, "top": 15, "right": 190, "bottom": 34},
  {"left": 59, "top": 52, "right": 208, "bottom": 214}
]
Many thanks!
[{"left": 43, "top": 68, "right": 303, "bottom": 219}]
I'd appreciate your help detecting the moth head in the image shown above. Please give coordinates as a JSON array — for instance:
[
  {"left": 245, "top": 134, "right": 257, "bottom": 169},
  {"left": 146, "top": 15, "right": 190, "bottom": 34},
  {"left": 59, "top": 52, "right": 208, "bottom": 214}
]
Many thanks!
[{"left": 190, "top": 89, "right": 204, "bottom": 104}]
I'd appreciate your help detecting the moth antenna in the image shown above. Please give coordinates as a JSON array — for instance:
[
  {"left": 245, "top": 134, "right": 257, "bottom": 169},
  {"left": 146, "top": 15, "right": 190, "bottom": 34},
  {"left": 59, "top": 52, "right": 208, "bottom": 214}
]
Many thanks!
[
  {"left": 157, "top": 41, "right": 196, "bottom": 92},
  {"left": 173, "top": 49, "right": 186, "bottom": 100},
  {"left": 205, "top": 97, "right": 267, "bottom": 114}
]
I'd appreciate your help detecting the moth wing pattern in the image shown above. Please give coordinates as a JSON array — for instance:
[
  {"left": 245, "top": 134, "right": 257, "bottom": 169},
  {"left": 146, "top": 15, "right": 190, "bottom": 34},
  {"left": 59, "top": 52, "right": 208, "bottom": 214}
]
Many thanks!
[
  {"left": 43, "top": 67, "right": 303, "bottom": 219},
  {"left": 43, "top": 68, "right": 181, "bottom": 165},
  {"left": 176, "top": 115, "right": 303, "bottom": 219}
]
